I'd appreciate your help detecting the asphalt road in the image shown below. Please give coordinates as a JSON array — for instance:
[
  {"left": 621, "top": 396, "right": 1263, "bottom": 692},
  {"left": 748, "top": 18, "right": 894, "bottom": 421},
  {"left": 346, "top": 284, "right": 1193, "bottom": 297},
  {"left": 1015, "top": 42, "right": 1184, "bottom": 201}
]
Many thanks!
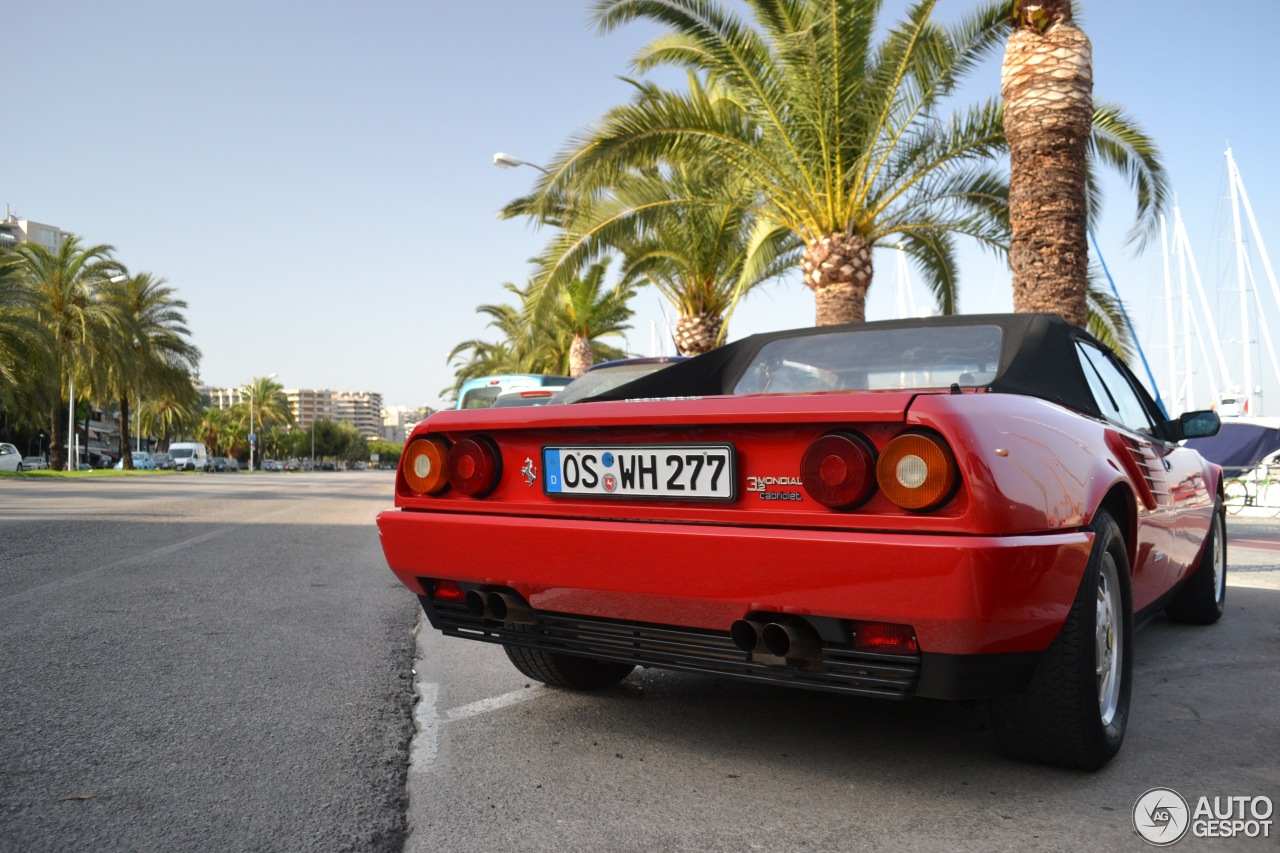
[
  {"left": 4, "top": 475, "right": 1278, "bottom": 852},
  {"left": 0, "top": 472, "right": 416, "bottom": 852}
]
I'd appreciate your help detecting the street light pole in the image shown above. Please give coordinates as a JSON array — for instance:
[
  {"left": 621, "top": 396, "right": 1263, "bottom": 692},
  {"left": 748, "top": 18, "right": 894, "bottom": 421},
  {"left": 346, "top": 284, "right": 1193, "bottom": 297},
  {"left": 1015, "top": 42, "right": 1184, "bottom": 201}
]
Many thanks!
[{"left": 492, "top": 152, "right": 551, "bottom": 175}]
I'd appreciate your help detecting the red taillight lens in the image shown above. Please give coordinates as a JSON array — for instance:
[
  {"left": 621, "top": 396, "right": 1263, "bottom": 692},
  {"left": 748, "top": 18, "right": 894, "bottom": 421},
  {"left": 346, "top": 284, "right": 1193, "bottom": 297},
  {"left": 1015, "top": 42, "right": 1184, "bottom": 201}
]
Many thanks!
[
  {"left": 428, "top": 579, "right": 466, "bottom": 604},
  {"left": 853, "top": 621, "right": 919, "bottom": 655},
  {"left": 875, "top": 431, "right": 958, "bottom": 511},
  {"left": 801, "top": 431, "right": 877, "bottom": 509},
  {"left": 448, "top": 436, "right": 501, "bottom": 497},
  {"left": 403, "top": 436, "right": 450, "bottom": 495}
]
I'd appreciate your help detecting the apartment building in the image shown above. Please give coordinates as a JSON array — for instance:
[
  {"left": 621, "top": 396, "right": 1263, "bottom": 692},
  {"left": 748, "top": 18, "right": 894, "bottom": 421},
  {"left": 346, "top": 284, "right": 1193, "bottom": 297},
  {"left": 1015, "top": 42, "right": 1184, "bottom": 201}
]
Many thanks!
[
  {"left": 1, "top": 210, "right": 66, "bottom": 251},
  {"left": 199, "top": 384, "right": 384, "bottom": 439},
  {"left": 331, "top": 391, "right": 383, "bottom": 440},
  {"left": 287, "top": 388, "right": 334, "bottom": 429}
]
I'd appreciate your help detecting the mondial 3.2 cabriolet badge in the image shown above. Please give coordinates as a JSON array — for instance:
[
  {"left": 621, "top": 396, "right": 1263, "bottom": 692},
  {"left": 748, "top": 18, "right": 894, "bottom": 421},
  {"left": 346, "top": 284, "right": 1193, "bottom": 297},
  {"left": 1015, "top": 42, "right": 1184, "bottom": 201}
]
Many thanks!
[{"left": 521, "top": 458, "right": 537, "bottom": 487}]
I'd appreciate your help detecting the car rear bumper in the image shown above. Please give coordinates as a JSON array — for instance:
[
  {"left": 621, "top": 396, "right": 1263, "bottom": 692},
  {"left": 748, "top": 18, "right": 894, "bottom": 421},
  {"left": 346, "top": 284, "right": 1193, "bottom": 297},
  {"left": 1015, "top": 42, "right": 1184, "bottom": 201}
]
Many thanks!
[{"left": 378, "top": 509, "right": 1093, "bottom": 698}]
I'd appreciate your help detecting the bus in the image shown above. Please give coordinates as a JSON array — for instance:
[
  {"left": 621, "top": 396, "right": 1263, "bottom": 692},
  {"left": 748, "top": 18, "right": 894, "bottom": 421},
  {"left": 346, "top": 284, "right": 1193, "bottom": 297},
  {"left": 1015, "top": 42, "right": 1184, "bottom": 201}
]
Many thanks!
[{"left": 455, "top": 374, "right": 573, "bottom": 409}]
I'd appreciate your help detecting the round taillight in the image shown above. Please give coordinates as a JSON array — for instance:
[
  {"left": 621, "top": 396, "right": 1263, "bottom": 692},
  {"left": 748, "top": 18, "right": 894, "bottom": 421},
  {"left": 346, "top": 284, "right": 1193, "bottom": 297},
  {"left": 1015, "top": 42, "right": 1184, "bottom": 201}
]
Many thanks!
[
  {"left": 448, "top": 436, "right": 502, "bottom": 497},
  {"left": 403, "top": 437, "right": 449, "bottom": 495},
  {"left": 876, "top": 432, "right": 958, "bottom": 511},
  {"left": 801, "top": 431, "right": 877, "bottom": 509}
]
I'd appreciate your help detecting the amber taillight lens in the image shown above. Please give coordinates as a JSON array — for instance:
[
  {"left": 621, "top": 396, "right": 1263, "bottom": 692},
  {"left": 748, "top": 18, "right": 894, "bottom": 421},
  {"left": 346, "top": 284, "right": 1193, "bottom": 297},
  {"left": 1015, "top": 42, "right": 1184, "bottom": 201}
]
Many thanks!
[
  {"left": 403, "top": 436, "right": 450, "bottom": 495},
  {"left": 876, "top": 431, "right": 958, "bottom": 511},
  {"left": 448, "top": 436, "right": 502, "bottom": 497},
  {"left": 801, "top": 431, "right": 877, "bottom": 509}
]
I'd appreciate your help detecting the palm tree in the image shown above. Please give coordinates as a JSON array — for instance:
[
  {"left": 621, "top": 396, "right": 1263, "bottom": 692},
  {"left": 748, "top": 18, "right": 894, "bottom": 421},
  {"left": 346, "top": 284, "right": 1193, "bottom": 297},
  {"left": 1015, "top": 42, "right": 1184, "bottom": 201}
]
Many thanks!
[
  {"left": 447, "top": 285, "right": 550, "bottom": 393},
  {"left": 101, "top": 272, "right": 201, "bottom": 468},
  {"left": 446, "top": 273, "right": 634, "bottom": 396},
  {"left": 507, "top": 81, "right": 802, "bottom": 356},
  {"left": 1003, "top": 2, "right": 1168, "bottom": 327},
  {"left": 0, "top": 252, "right": 52, "bottom": 422},
  {"left": 532, "top": 0, "right": 1014, "bottom": 326},
  {"left": 553, "top": 260, "right": 635, "bottom": 376},
  {"left": 243, "top": 375, "right": 292, "bottom": 436},
  {"left": 198, "top": 407, "right": 226, "bottom": 457},
  {"left": 14, "top": 236, "right": 123, "bottom": 469},
  {"left": 139, "top": 374, "right": 204, "bottom": 449}
]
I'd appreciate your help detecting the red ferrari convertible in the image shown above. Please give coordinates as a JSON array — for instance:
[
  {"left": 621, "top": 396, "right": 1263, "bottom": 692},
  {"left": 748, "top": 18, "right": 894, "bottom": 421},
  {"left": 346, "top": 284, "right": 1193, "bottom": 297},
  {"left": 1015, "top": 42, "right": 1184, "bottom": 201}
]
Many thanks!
[{"left": 378, "top": 313, "right": 1226, "bottom": 769}]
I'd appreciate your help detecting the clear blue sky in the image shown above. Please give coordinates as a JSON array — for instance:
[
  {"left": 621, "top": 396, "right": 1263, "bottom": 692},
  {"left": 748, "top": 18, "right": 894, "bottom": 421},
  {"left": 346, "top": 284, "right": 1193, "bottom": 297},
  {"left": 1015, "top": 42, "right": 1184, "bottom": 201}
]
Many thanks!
[{"left": 4, "top": 1, "right": 1278, "bottom": 414}]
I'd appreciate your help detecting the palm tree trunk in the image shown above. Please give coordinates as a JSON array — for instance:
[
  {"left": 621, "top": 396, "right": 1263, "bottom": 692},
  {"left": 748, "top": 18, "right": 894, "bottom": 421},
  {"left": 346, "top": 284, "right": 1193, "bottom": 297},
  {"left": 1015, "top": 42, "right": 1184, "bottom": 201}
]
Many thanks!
[
  {"left": 1002, "top": 0, "right": 1093, "bottom": 328},
  {"left": 568, "top": 334, "right": 594, "bottom": 378},
  {"left": 50, "top": 401, "right": 66, "bottom": 471},
  {"left": 674, "top": 312, "right": 724, "bottom": 355},
  {"left": 802, "top": 233, "right": 873, "bottom": 326},
  {"left": 119, "top": 397, "right": 134, "bottom": 470}
]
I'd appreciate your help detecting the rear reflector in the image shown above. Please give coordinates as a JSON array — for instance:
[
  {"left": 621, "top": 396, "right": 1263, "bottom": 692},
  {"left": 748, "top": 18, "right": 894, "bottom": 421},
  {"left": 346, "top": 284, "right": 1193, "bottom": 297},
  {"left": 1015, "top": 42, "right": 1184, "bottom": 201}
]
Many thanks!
[
  {"left": 853, "top": 621, "right": 919, "bottom": 655},
  {"left": 429, "top": 579, "right": 466, "bottom": 604},
  {"left": 801, "top": 431, "right": 877, "bottom": 509}
]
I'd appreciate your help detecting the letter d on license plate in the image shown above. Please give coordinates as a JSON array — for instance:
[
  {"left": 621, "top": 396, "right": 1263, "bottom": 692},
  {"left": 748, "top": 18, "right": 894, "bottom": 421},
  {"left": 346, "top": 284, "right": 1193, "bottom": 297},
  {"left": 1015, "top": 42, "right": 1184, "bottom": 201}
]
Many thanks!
[{"left": 543, "top": 444, "right": 735, "bottom": 501}]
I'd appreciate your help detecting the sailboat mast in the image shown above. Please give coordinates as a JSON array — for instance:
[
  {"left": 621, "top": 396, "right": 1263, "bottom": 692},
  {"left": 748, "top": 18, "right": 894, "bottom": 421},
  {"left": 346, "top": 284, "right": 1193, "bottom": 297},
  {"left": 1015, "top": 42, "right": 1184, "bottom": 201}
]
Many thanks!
[
  {"left": 1176, "top": 206, "right": 1195, "bottom": 411},
  {"left": 1227, "top": 148, "right": 1252, "bottom": 413},
  {"left": 1160, "top": 214, "right": 1177, "bottom": 413}
]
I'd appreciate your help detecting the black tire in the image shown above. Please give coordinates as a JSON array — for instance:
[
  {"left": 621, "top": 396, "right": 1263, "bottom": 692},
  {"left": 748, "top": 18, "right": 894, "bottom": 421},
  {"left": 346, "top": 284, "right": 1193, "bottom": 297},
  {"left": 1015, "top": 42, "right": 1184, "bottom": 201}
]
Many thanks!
[
  {"left": 503, "top": 624, "right": 635, "bottom": 690},
  {"left": 986, "top": 510, "right": 1133, "bottom": 770},
  {"left": 1165, "top": 502, "right": 1226, "bottom": 624}
]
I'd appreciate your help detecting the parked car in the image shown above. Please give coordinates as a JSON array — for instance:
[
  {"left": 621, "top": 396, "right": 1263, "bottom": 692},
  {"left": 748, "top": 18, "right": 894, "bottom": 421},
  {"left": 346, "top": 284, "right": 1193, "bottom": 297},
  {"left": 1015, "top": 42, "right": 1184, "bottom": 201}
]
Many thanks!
[
  {"left": 211, "top": 456, "right": 230, "bottom": 472},
  {"left": 19, "top": 456, "right": 49, "bottom": 471},
  {"left": 114, "top": 451, "right": 156, "bottom": 470},
  {"left": 378, "top": 313, "right": 1227, "bottom": 770},
  {"left": 0, "top": 443, "right": 21, "bottom": 473},
  {"left": 223, "top": 458, "right": 239, "bottom": 472},
  {"left": 169, "top": 442, "right": 211, "bottom": 472},
  {"left": 151, "top": 452, "right": 172, "bottom": 470}
]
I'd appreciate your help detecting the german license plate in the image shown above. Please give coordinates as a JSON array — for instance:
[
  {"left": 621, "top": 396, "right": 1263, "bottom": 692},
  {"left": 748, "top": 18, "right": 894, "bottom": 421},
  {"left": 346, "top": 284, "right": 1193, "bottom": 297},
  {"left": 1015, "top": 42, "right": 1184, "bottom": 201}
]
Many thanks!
[{"left": 542, "top": 444, "right": 736, "bottom": 501}]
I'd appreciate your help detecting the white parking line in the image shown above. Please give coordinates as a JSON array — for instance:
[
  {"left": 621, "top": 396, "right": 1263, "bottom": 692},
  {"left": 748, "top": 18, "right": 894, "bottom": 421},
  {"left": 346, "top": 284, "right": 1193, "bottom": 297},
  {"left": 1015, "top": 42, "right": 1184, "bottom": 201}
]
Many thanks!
[
  {"left": 409, "top": 681, "right": 439, "bottom": 773},
  {"left": 441, "top": 686, "right": 546, "bottom": 721}
]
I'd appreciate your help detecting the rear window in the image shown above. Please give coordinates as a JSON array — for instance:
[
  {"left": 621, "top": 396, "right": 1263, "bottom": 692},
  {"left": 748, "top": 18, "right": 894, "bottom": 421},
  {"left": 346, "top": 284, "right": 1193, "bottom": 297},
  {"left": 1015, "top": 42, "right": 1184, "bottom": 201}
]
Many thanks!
[
  {"left": 560, "top": 362, "right": 678, "bottom": 404},
  {"left": 733, "top": 325, "right": 1003, "bottom": 394}
]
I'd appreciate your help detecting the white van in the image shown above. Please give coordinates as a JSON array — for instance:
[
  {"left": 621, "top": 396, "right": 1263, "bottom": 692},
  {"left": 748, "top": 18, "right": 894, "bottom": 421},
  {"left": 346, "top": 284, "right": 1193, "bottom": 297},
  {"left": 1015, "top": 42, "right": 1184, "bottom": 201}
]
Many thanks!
[{"left": 168, "top": 442, "right": 211, "bottom": 472}]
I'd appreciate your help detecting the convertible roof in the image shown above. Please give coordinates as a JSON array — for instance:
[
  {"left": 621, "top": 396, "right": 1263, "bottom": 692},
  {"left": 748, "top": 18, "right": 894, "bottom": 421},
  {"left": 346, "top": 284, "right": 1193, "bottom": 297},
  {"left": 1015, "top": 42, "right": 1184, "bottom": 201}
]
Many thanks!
[{"left": 587, "top": 312, "right": 1117, "bottom": 418}]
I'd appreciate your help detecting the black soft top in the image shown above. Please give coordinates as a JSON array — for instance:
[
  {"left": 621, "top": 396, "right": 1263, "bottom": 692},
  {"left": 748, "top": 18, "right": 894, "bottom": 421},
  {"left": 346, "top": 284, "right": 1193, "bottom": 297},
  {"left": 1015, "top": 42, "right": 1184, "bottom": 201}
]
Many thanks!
[{"left": 586, "top": 313, "right": 1130, "bottom": 421}]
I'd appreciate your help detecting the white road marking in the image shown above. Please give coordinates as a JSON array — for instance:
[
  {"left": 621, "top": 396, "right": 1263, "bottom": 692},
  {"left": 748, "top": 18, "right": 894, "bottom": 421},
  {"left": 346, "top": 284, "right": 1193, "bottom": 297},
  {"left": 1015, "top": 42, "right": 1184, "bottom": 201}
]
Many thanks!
[
  {"left": 409, "top": 680, "right": 439, "bottom": 773},
  {"left": 441, "top": 686, "right": 546, "bottom": 721},
  {"left": 0, "top": 526, "right": 235, "bottom": 609}
]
